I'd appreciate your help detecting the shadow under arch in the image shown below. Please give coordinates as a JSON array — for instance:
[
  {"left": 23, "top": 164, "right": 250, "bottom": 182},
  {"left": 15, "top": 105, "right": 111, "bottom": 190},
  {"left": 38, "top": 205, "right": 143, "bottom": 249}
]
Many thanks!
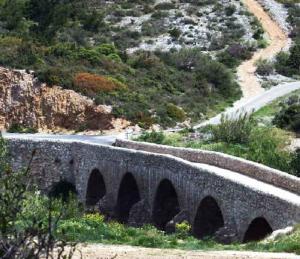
[
  {"left": 116, "top": 172, "right": 141, "bottom": 223},
  {"left": 49, "top": 180, "right": 77, "bottom": 201},
  {"left": 243, "top": 217, "right": 273, "bottom": 243},
  {"left": 152, "top": 179, "right": 180, "bottom": 230},
  {"left": 86, "top": 169, "right": 106, "bottom": 206},
  {"left": 193, "top": 196, "right": 224, "bottom": 239}
]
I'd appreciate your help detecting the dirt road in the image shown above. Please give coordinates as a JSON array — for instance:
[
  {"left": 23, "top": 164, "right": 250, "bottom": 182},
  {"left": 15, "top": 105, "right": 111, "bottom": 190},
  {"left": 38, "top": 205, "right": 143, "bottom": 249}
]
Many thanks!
[
  {"left": 71, "top": 244, "right": 299, "bottom": 259},
  {"left": 237, "top": 0, "right": 288, "bottom": 100}
]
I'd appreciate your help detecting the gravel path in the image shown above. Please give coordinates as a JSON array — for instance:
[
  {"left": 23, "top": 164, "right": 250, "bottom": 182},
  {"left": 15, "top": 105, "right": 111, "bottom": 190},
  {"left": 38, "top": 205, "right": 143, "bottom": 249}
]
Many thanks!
[{"left": 70, "top": 244, "right": 300, "bottom": 259}]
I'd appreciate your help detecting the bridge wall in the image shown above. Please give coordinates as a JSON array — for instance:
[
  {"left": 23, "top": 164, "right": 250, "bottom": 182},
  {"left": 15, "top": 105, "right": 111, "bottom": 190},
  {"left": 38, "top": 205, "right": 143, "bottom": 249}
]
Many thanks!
[
  {"left": 116, "top": 139, "right": 300, "bottom": 195},
  {"left": 7, "top": 138, "right": 300, "bottom": 243}
]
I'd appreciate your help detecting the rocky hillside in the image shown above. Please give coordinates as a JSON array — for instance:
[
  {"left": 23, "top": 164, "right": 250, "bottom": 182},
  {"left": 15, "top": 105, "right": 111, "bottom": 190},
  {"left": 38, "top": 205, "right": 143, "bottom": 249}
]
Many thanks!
[
  {"left": 0, "top": 67, "right": 126, "bottom": 132},
  {"left": 0, "top": 0, "right": 269, "bottom": 131},
  {"left": 97, "top": 0, "right": 257, "bottom": 53}
]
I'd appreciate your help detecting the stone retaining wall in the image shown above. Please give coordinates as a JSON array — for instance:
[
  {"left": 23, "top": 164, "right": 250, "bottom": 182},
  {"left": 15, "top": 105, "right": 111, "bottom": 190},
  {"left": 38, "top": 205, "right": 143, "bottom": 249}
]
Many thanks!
[{"left": 115, "top": 139, "right": 300, "bottom": 195}]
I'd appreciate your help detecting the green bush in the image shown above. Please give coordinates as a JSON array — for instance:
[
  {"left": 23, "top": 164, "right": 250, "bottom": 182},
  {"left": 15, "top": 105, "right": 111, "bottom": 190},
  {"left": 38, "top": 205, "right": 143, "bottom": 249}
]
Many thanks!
[
  {"left": 256, "top": 59, "right": 274, "bottom": 76},
  {"left": 210, "top": 113, "right": 255, "bottom": 144},
  {"left": 166, "top": 103, "right": 186, "bottom": 122},
  {"left": 275, "top": 43, "right": 300, "bottom": 76},
  {"left": 246, "top": 127, "right": 292, "bottom": 171},
  {"left": 273, "top": 104, "right": 300, "bottom": 132},
  {"left": 7, "top": 124, "right": 38, "bottom": 133},
  {"left": 0, "top": 136, "right": 78, "bottom": 258},
  {"left": 175, "top": 221, "right": 191, "bottom": 239},
  {"left": 169, "top": 28, "right": 181, "bottom": 39},
  {"left": 137, "top": 131, "right": 165, "bottom": 144}
]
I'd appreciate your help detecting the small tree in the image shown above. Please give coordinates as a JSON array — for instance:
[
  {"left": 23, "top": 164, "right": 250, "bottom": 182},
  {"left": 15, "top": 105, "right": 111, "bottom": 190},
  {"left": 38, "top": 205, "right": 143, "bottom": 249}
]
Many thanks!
[{"left": 0, "top": 137, "right": 77, "bottom": 258}]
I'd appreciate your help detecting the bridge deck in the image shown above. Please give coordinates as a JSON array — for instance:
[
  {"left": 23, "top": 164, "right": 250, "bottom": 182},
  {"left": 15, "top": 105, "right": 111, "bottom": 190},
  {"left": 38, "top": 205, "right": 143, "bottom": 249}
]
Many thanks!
[{"left": 191, "top": 162, "right": 300, "bottom": 206}]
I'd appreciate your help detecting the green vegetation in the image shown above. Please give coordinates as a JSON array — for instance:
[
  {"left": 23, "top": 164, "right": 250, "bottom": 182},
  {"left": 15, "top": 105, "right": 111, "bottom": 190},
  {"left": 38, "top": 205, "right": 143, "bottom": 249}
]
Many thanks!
[
  {"left": 272, "top": 2, "right": 300, "bottom": 77},
  {"left": 136, "top": 112, "right": 299, "bottom": 175},
  {"left": 0, "top": 0, "right": 270, "bottom": 128},
  {"left": 253, "top": 90, "right": 300, "bottom": 119},
  {"left": 7, "top": 123, "right": 38, "bottom": 133},
  {"left": 57, "top": 212, "right": 300, "bottom": 255},
  {"left": 0, "top": 136, "right": 77, "bottom": 258},
  {"left": 274, "top": 102, "right": 300, "bottom": 133}
]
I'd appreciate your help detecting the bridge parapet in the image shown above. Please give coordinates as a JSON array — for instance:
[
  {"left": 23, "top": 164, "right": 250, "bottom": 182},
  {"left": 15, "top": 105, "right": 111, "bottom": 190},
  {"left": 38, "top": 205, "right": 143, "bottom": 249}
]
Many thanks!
[{"left": 115, "top": 139, "right": 300, "bottom": 195}]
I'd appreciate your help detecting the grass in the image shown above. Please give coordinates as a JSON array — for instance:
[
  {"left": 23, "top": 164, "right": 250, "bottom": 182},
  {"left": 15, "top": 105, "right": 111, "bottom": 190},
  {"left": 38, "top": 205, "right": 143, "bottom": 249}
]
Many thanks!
[
  {"left": 57, "top": 213, "right": 300, "bottom": 254},
  {"left": 253, "top": 89, "right": 300, "bottom": 119}
]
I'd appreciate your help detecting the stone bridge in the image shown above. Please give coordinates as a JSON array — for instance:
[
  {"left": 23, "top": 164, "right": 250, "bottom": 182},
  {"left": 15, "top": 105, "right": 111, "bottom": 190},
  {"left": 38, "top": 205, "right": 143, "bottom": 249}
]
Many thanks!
[{"left": 6, "top": 138, "right": 300, "bottom": 243}]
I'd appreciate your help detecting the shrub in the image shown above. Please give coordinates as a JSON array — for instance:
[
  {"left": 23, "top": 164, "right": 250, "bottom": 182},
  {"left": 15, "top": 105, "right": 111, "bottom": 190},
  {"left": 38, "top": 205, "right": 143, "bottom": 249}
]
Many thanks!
[
  {"left": 256, "top": 59, "right": 274, "bottom": 76},
  {"left": 225, "top": 5, "right": 236, "bottom": 16},
  {"left": 247, "top": 127, "right": 292, "bottom": 171},
  {"left": 288, "top": 43, "right": 300, "bottom": 72},
  {"left": 291, "top": 149, "right": 300, "bottom": 177},
  {"left": 169, "top": 28, "right": 181, "bottom": 39},
  {"left": 274, "top": 51, "right": 292, "bottom": 75},
  {"left": 275, "top": 43, "right": 300, "bottom": 76},
  {"left": 166, "top": 103, "right": 186, "bottom": 122},
  {"left": 7, "top": 124, "right": 38, "bottom": 133},
  {"left": 175, "top": 221, "right": 191, "bottom": 239},
  {"left": 210, "top": 113, "right": 255, "bottom": 144},
  {"left": 137, "top": 131, "right": 165, "bottom": 144},
  {"left": 73, "top": 72, "right": 125, "bottom": 95},
  {"left": 273, "top": 104, "right": 300, "bottom": 132},
  {"left": 0, "top": 136, "right": 77, "bottom": 258},
  {"left": 217, "top": 44, "right": 252, "bottom": 68},
  {"left": 97, "top": 44, "right": 119, "bottom": 56}
]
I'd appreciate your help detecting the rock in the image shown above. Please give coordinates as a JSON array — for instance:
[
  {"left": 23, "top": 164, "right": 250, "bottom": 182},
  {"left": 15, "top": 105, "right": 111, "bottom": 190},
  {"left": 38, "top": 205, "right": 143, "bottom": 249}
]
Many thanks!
[
  {"left": 264, "top": 226, "right": 294, "bottom": 242},
  {"left": 0, "top": 67, "right": 121, "bottom": 132},
  {"left": 215, "top": 226, "right": 239, "bottom": 244},
  {"left": 128, "top": 200, "right": 152, "bottom": 227},
  {"left": 98, "top": 195, "right": 115, "bottom": 220},
  {"left": 165, "top": 210, "right": 188, "bottom": 234}
]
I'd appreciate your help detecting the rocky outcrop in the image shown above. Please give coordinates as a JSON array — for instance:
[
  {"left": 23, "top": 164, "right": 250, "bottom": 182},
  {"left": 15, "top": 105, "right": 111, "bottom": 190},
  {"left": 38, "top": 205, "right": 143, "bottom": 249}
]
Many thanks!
[{"left": 0, "top": 67, "right": 120, "bottom": 132}]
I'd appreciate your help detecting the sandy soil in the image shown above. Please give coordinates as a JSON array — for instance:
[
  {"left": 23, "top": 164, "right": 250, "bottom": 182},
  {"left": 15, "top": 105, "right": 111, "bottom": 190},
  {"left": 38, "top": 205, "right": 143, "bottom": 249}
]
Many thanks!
[
  {"left": 70, "top": 244, "right": 300, "bottom": 259},
  {"left": 237, "top": 0, "right": 289, "bottom": 101}
]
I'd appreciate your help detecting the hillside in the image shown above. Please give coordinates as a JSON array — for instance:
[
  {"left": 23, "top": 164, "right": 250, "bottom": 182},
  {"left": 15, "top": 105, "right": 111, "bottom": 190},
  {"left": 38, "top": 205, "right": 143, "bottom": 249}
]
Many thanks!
[{"left": 0, "top": 0, "right": 269, "bottom": 131}]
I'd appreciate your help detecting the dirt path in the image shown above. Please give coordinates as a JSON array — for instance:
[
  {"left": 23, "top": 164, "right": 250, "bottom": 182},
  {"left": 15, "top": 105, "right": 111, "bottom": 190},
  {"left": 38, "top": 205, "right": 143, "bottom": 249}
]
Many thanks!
[
  {"left": 71, "top": 244, "right": 299, "bottom": 259},
  {"left": 237, "top": 0, "right": 288, "bottom": 101}
]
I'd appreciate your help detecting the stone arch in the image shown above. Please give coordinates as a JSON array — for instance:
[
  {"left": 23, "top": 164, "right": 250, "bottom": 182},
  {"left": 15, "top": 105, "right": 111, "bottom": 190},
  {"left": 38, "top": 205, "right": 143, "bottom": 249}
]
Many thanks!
[
  {"left": 152, "top": 179, "right": 180, "bottom": 230},
  {"left": 243, "top": 217, "right": 273, "bottom": 243},
  {"left": 116, "top": 172, "right": 141, "bottom": 223},
  {"left": 86, "top": 169, "right": 106, "bottom": 206},
  {"left": 193, "top": 196, "right": 224, "bottom": 239},
  {"left": 49, "top": 180, "right": 77, "bottom": 201}
]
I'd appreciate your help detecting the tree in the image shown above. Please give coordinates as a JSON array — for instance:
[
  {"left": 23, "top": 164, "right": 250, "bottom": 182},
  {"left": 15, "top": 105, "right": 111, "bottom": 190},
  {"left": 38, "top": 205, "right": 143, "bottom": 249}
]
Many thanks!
[
  {"left": 0, "top": 137, "right": 77, "bottom": 258},
  {"left": 0, "top": 0, "right": 32, "bottom": 33},
  {"left": 288, "top": 43, "right": 300, "bottom": 72}
]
